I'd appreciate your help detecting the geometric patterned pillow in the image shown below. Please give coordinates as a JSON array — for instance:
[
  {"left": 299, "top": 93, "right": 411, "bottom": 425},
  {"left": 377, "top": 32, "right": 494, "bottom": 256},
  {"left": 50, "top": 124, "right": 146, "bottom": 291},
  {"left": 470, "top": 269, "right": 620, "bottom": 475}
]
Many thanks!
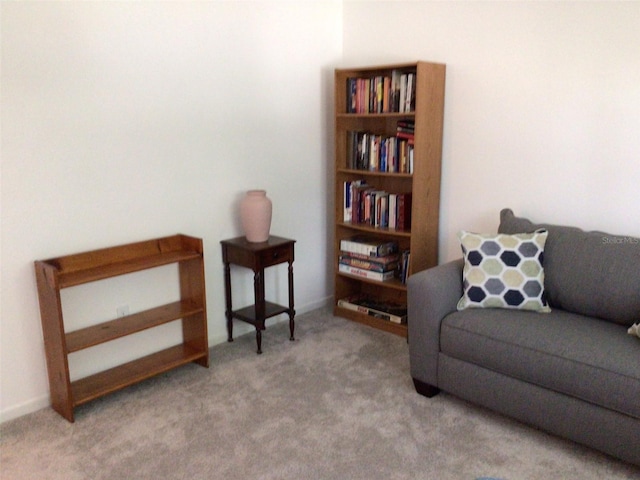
[{"left": 457, "top": 230, "right": 551, "bottom": 312}]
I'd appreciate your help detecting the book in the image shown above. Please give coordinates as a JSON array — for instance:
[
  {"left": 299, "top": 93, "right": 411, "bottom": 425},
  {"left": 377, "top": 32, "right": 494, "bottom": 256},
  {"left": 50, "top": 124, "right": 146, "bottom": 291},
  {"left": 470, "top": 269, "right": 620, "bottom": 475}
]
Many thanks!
[
  {"left": 398, "top": 250, "right": 411, "bottom": 284},
  {"left": 405, "top": 73, "right": 415, "bottom": 113},
  {"left": 388, "top": 193, "right": 397, "bottom": 229},
  {"left": 339, "top": 251, "right": 400, "bottom": 273},
  {"left": 373, "top": 190, "right": 389, "bottom": 228},
  {"left": 391, "top": 70, "right": 401, "bottom": 112},
  {"left": 396, "top": 120, "right": 415, "bottom": 141},
  {"left": 338, "top": 264, "right": 395, "bottom": 282},
  {"left": 346, "top": 131, "right": 360, "bottom": 169},
  {"left": 347, "top": 78, "right": 357, "bottom": 113},
  {"left": 399, "top": 74, "right": 407, "bottom": 113},
  {"left": 343, "top": 180, "right": 366, "bottom": 222},
  {"left": 396, "top": 193, "right": 412, "bottom": 230},
  {"left": 337, "top": 294, "right": 407, "bottom": 324},
  {"left": 340, "top": 235, "right": 398, "bottom": 257},
  {"left": 357, "top": 131, "right": 369, "bottom": 170},
  {"left": 339, "top": 250, "right": 400, "bottom": 266},
  {"left": 351, "top": 184, "right": 374, "bottom": 224}
]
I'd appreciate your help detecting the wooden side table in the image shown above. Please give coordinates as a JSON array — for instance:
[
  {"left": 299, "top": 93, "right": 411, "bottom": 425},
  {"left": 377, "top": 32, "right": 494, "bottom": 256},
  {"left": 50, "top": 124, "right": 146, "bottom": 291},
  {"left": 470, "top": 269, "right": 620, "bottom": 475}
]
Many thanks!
[{"left": 221, "top": 235, "right": 295, "bottom": 354}]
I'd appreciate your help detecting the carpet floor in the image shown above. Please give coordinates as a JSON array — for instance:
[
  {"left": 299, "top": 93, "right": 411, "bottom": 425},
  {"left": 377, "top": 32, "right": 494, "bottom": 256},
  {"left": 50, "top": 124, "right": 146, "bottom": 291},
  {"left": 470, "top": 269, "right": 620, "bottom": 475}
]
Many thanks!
[{"left": 1, "top": 308, "right": 639, "bottom": 479}]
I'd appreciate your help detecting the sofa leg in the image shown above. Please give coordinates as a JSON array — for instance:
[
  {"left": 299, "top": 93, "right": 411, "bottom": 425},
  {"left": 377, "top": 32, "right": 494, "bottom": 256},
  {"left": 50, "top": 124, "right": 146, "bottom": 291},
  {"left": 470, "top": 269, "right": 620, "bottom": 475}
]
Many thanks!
[{"left": 413, "top": 378, "right": 440, "bottom": 398}]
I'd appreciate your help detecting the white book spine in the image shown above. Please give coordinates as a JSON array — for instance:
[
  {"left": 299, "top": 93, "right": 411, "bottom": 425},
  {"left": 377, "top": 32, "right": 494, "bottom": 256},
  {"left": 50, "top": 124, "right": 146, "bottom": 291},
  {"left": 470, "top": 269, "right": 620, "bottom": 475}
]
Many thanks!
[{"left": 338, "top": 264, "right": 394, "bottom": 281}]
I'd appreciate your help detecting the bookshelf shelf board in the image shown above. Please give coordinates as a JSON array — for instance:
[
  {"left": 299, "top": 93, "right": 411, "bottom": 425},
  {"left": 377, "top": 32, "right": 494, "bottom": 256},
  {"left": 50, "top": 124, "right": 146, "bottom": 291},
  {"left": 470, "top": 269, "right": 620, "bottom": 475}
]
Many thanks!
[
  {"left": 337, "top": 168, "right": 413, "bottom": 179},
  {"left": 71, "top": 344, "right": 206, "bottom": 407},
  {"left": 337, "top": 221, "right": 412, "bottom": 238},
  {"left": 336, "top": 112, "right": 416, "bottom": 119},
  {"left": 65, "top": 300, "right": 204, "bottom": 353},
  {"left": 336, "top": 272, "right": 408, "bottom": 291}
]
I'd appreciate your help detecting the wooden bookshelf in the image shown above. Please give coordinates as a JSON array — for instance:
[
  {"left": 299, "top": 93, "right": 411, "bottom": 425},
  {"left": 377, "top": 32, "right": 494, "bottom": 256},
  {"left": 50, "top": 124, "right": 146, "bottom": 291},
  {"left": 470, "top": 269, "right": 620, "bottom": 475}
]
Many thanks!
[
  {"left": 333, "top": 62, "right": 446, "bottom": 336},
  {"left": 34, "top": 234, "right": 209, "bottom": 422}
]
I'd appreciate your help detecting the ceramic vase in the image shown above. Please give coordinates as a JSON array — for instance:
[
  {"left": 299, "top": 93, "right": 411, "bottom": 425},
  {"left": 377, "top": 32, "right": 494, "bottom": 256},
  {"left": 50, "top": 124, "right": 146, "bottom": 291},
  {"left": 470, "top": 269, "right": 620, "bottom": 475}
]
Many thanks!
[{"left": 239, "top": 190, "right": 272, "bottom": 242}]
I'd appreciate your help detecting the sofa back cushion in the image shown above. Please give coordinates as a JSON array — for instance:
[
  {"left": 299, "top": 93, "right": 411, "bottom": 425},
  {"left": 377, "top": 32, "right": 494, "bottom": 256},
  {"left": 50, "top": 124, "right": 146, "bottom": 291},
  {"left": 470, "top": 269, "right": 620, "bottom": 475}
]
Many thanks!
[{"left": 498, "top": 208, "right": 640, "bottom": 326}]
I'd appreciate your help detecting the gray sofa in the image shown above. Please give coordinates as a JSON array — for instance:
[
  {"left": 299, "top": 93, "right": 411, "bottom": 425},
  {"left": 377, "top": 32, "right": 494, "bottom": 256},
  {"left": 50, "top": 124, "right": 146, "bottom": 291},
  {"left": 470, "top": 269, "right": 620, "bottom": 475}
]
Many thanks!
[{"left": 408, "top": 208, "right": 640, "bottom": 466}]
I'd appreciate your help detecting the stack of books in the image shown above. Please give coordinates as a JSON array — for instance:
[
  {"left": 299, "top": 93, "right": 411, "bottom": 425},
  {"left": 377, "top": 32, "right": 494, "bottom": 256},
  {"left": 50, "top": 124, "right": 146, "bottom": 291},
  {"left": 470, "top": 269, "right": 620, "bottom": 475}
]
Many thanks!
[
  {"left": 337, "top": 294, "right": 407, "bottom": 324},
  {"left": 339, "top": 236, "right": 399, "bottom": 282}
]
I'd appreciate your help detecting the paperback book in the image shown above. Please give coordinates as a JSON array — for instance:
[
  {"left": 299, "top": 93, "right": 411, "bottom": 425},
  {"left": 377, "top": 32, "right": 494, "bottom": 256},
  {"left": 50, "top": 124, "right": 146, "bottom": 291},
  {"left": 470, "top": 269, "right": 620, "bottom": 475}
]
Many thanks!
[{"left": 338, "top": 251, "right": 400, "bottom": 273}]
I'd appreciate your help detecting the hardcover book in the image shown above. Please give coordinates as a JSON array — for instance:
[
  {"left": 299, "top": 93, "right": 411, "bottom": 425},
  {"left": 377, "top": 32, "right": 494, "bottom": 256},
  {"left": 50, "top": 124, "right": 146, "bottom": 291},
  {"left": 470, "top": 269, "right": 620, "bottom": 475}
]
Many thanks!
[
  {"left": 339, "top": 235, "right": 399, "bottom": 257},
  {"left": 339, "top": 251, "right": 400, "bottom": 273},
  {"left": 338, "top": 264, "right": 395, "bottom": 282}
]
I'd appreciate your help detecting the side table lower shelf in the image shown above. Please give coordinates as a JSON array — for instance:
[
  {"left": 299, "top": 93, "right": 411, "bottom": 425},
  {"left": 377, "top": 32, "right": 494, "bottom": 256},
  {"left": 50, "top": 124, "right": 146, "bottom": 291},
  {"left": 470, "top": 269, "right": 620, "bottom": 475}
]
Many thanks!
[
  {"left": 232, "top": 301, "right": 290, "bottom": 325},
  {"left": 72, "top": 344, "right": 208, "bottom": 407}
]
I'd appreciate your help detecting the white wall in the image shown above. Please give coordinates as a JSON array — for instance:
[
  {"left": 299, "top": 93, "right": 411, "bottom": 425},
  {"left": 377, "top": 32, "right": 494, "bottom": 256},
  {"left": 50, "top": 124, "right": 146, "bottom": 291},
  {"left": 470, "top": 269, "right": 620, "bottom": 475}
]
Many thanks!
[
  {"left": 3, "top": 0, "right": 640, "bottom": 423},
  {"left": 0, "top": 1, "right": 342, "bottom": 421},
  {"left": 343, "top": 1, "right": 640, "bottom": 261}
]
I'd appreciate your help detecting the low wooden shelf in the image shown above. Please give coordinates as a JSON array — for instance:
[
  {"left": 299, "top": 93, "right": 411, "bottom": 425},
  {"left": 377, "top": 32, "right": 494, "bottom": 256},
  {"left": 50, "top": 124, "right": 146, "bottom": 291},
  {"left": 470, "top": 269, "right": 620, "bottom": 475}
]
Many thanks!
[{"left": 34, "top": 234, "right": 209, "bottom": 422}]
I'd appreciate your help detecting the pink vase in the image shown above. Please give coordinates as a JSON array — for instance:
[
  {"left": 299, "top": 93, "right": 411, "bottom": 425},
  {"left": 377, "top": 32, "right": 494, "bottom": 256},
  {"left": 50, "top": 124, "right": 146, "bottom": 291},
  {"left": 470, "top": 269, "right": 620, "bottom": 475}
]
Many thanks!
[{"left": 239, "top": 190, "right": 272, "bottom": 242}]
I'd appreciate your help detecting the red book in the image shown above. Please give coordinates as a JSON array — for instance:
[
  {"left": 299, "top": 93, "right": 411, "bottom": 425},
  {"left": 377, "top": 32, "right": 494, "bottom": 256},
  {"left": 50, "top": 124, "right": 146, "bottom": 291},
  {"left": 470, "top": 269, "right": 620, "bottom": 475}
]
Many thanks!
[{"left": 396, "top": 193, "right": 412, "bottom": 230}]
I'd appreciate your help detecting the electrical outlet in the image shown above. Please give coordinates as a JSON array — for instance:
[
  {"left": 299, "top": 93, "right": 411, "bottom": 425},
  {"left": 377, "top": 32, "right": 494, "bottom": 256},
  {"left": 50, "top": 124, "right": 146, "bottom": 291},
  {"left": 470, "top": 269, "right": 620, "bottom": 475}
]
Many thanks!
[{"left": 116, "top": 305, "right": 129, "bottom": 318}]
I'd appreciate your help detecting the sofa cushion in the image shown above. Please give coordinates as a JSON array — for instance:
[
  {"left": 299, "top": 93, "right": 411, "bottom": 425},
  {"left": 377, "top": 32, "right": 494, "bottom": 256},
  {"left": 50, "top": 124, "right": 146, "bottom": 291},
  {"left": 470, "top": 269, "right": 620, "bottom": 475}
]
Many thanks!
[
  {"left": 440, "top": 308, "right": 640, "bottom": 419},
  {"left": 457, "top": 230, "right": 550, "bottom": 312},
  {"left": 498, "top": 208, "right": 640, "bottom": 327}
]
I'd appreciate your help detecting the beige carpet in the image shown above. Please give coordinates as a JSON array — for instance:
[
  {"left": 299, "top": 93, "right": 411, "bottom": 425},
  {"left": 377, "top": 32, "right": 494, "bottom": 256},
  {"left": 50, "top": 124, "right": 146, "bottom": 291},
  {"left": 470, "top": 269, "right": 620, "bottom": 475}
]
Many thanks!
[{"left": 1, "top": 308, "right": 639, "bottom": 480}]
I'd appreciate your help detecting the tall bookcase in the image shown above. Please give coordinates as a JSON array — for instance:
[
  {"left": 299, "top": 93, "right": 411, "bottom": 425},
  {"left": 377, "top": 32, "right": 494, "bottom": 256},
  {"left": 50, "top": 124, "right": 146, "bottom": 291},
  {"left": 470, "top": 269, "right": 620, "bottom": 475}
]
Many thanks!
[{"left": 333, "top": 61, "right": 446, "bottom": 336}]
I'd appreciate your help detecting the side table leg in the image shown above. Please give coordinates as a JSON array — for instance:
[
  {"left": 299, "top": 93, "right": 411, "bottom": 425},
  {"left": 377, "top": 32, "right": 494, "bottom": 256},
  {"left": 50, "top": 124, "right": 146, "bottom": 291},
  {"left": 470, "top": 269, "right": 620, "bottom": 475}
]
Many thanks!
[
  {"left": 288, "top": 260, "right": 295, "bottom": 341},
  {"left": 256, "top": 329, "right": 262, "bottom": 355},
  {"left": 223, "top": 262, "right": 233, "bottom": 342},
  {"left": 254, "top": 270, "right": 265, "bottom": 354}
]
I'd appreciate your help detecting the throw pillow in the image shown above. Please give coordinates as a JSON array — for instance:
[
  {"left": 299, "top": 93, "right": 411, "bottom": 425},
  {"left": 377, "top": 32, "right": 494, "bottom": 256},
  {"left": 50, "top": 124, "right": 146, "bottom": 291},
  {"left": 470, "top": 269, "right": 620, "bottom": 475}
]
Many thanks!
[{"left": 457, "top": 229, "right": 551, "bottom": 312}]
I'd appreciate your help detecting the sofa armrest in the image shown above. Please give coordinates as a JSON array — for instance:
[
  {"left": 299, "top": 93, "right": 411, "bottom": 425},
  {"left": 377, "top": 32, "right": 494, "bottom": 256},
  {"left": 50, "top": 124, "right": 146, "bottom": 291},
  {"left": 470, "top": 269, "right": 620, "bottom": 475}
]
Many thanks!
[{"left": 408, "top": 259, "right": 463, "bottom": 391}]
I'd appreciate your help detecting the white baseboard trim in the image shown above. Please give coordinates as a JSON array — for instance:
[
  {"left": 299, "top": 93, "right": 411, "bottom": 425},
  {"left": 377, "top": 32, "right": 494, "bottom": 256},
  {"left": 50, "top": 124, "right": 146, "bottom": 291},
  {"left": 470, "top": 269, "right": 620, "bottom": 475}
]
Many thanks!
[
  {"left": 1, "top": 298, "right": 335, "bottom": 424},
  {"left": 1, "top": 394, "right": 50, "bottom": 424}
]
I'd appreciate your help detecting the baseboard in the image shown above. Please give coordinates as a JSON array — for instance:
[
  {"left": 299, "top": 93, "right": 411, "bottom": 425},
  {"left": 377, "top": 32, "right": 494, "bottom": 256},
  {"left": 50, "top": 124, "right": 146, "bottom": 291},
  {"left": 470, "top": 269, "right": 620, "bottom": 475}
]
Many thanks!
[
  {"left": 2, "top": 299, "right": 336, "bottom": 425},
  {"left": 1, "top": 394, "right": 50, "bottom": 424}
]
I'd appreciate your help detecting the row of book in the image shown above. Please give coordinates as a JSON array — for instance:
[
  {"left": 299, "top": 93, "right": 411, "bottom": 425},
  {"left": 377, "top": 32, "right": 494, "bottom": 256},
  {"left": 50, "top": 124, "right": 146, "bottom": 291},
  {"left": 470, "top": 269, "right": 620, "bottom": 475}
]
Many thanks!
[
  {"left": 338, "top": 235, "right": 411, "bottom": 284},
  {"left": 346, "top": 70, "right": 416, "bottom": 114},
  {"left": 337, "top": 294, "right": 407, "bottom": 325},
  {"left": 346, "top": 121, "right": 414, "bottom": 173},
  {"left": 343, "top": 180, "right": 412, "bottom": 230}
]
